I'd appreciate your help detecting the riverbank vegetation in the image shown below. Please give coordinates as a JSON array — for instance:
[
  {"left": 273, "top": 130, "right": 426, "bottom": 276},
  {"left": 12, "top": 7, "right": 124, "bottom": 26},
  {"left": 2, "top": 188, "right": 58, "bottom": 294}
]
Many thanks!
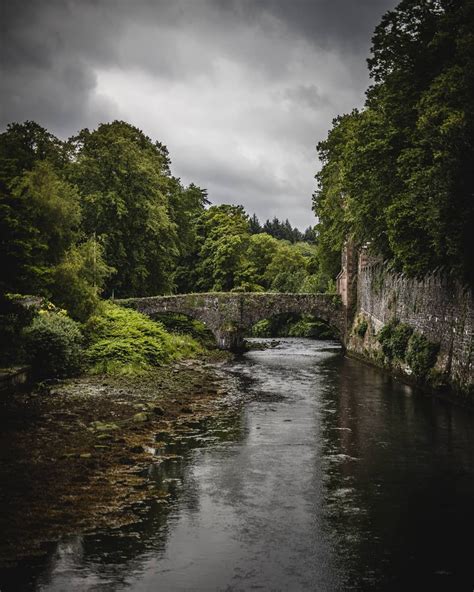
[
  {"left": 313, "top": 0, "right": 474, "bottom": 285},
  {"left": 251, "top": 313, "right": 335, "bottom": 340}
]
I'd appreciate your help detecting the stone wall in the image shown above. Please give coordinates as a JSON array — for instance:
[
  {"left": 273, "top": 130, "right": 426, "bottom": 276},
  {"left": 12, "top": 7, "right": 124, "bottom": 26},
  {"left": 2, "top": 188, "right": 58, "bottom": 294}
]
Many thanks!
[{"left": 347, "top": 260, "right": 473, "bottom": 396}]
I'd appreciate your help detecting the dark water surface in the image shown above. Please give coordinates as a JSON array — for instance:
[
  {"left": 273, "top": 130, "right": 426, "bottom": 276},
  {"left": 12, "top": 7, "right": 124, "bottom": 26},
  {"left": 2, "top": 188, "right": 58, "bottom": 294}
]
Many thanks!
[{"left": 2, "top": 339, "right": 474, "bottom": 591}]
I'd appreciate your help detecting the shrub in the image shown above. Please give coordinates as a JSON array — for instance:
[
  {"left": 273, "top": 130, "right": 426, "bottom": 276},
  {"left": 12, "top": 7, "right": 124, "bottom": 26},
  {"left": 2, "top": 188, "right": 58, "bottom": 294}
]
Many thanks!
[
  {"left": 154, "top": 313, "right": 215, "bottom": 347},
  {"left": 251, "top": 314, "right": 335, "bottom": 339},
  {"left": 406, "top": 333, "right": 439, "bottom": 378},
  {"left": 377, "top": 319, "right": 398, "bottom": 359},
  {"left": 23, "top": 312, "right": 83, "bottom": 377},
  {"left": 288, "top": 318, "right": 335, "bottom": 339},
  {"left": 51, "top": 240, "right": 115, "bottom": 323},
  {"left": 251, "top": 319, "right": 272, "bottom": 337},
  {"left": 85, "top": 302, "right": 202, "bottom": 374},
  {"left": 354, "top": 318, "right": 368, "bottom": 338},
  {"left": 0, "top": 294, "right": 37, "bottom": 365},
  {"left": 377, "top": 319, "right": 413, "bottom": 360},
  {"left": 391, "top": 323, "right": 413, "bottom": 360}
]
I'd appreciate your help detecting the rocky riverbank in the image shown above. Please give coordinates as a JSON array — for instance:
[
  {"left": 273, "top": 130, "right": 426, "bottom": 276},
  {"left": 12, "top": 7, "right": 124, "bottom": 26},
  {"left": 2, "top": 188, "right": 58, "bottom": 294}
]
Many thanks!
[{"left": 0, "top": 355, "right": 233, "bottom": 566}]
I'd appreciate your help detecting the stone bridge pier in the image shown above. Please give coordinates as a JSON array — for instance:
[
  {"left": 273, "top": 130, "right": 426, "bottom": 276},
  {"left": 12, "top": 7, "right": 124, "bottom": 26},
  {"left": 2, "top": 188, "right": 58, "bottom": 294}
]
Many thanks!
[{"left": 118, "top": 292, "right": 345, "bottom": 352}]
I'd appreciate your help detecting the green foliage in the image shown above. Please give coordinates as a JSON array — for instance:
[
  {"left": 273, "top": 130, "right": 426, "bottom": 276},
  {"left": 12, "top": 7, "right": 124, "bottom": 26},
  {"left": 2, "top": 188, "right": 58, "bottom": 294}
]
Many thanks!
[
  {"left": 287, "top": 318, "right": 335, "bottom": 339},
  {"left": 23, "top": 311, "right": 83, "bottom": 378},
  {"left": 354, "top": 318, "right": 368, "bottom": 338},
  {"left": 195, "top": 205, "right": 250, "bottom": 291},
  {"left": 251, "top": 319, "right": 273, "bottom": 337},
  {"left": 251, "top": 313, "right": 335, "bottom": 339},
  {"left": 153, "top": 313, "right": 215, "bottom": 348},
  {"left": 378, "top": 319, "right": 398, "bottom": 359},
  {"left": 238, "top": 233, "right": 279, "bottom": 290},
  {"left": 0, "top": 160, "right": 81, "bottom": 295},
  {"left": 391, "top": 323, "right": 414, "bottom": 360},
  {"left": 249, "top": 213, "right": 316, "bottom": 244},
  {"left": 265, "top": 244, "right": 306, "bottom": 292},
  {"left": 51, "top": 238, "right": 115, "bottom": 322},
  {"left": 377, "top": 318, "right": 438, "bottom": 378},
  {"left": 0, "top": 121, "right": 66, "bottom": 183},
  {"left": 378, "top": 319, "right": 414, "bottom": 361},
  {"left": 68, "top": 121, "right": 181, "bottom": 297},
  {"left": 1, "top": 116, "right": 321, "bottom": 319},
  {"left": 406, "top": 332, "right": 439, "bottom": 379},
  {"left": 85, "top": 303, "right": 202, "bottom": 375},
  {"left": 0, "top": 294, "right": 37, "bottom": 365},
  {"left": 314, "top": 0, "right": 474, "bottom": 284}
]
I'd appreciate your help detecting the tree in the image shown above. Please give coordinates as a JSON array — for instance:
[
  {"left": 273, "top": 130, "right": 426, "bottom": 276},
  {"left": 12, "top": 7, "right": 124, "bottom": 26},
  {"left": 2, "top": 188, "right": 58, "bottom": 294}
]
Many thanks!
[
  {"left": 0, "top": 160, "right": 81, "bottom": 295},
  {"left": 68, "top": 121, "right": 179, "bottom": 296},
  {"left": 265, "top": 243, "right": 307, "bottom": 292},
  {"left": 195, "top": 205, "right": 250, "bottom": 291},
  {"left": 0, "top": 121, "right": 66, "bottom": 186},
  {"left": 238, "top": 233, "right": 280, "bottom": 289},
  {"left": 51, "top": 238, "right": 114, "bottom": 322},
  {"left": 249, "top": 213, "right": 262, "bottom": 234},
  {"left": 171, "top": 183, "right": 209, "bottom": 293},
  {"left": 314, "top": 0, "right": 474, "bottom": 284}
]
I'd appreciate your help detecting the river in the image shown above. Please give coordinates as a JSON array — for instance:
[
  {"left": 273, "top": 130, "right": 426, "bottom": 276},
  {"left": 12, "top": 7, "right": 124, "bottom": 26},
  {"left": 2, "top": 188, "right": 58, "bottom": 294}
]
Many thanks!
[{"left": 2, "top": 338, "right": 474, "bottom": 591}]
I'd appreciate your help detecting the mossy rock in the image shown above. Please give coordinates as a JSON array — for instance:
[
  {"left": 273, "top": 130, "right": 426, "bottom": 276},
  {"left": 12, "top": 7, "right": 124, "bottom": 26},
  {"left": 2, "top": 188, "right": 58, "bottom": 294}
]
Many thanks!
[
  {"left": 132, "top": 412, "right": 150, "bottom": 423},
  {"left": 89, "top": 421, "right": 120, "bottom": 432}
]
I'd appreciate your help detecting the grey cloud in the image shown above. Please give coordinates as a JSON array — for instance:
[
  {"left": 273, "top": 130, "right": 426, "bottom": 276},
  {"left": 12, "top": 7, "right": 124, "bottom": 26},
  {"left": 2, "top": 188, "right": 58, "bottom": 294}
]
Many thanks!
[{"left": 1, "top": 0, "right": 399, "bottom": 227}]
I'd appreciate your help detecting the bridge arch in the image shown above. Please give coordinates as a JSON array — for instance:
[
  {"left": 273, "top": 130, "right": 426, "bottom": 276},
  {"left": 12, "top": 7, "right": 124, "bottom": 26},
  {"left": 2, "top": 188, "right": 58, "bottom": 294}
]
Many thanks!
[{"left": 118, "top": 292, "right": 345, "bottom": 351}]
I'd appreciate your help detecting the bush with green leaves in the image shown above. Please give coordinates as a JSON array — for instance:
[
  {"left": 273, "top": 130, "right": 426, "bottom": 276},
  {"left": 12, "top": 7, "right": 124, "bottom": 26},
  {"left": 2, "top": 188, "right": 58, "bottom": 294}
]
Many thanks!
[
  {"left": 378, "top": 319, "right": 415, "bottom": 361},
  {"left": 391, "top": 323, "right": 413, "bottom": 360},
  {"left": 251, "top": 313, "right": 335, "bottom": 339},
  {"left": 354, "top": 318, "right": 368, "bottom": 338},
  {"left": 153, "top": 313, "right": 215, "bottom": 348},
  {"left": 0, "top": 294, "right": 37, "bottom": 365},
  {"left": 377, "top": 319, "right": 398, "bottom": 359},
  {"left": 85, "top": 302, "right": 202, "bottom": 374},
  {"left": 377, "top": 318, "right": 438, "bottom": 379},
  {"left": 406, "top": 333, "right": 439, "bottom": 379},
  {"left": 23, "top": 311, "right": 84, "bottom": 377},
  {"left": 288, "top": 318, "right": 335, "bottom": 339}
]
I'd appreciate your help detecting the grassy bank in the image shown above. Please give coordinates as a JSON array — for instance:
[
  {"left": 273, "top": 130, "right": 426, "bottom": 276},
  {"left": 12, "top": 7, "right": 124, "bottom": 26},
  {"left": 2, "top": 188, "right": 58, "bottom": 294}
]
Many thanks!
[{"left": 1, "top": 296, "right": 208, "bottom": 381}]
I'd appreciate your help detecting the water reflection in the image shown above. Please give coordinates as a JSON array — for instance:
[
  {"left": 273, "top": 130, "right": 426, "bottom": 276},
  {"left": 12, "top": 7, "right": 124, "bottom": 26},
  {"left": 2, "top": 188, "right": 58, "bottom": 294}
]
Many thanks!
[{"left": 1, "top": 339, "right": 473, "bottom": 591}]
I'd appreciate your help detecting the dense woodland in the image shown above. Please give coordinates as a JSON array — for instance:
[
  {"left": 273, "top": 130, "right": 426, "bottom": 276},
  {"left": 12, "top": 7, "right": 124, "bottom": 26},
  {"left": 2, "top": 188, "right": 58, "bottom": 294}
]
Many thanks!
[
  {"left": 313, "top": 0, "right": 474, "bottom": 285},
  {"left": 1, "top": 0, "right": 471, "bottom": 376},
  {"left": 0, "top": 120, "right": 322, "bottom": 314},
  {"left": 0, "top": 120, "right": 326, "bottom": 372}
]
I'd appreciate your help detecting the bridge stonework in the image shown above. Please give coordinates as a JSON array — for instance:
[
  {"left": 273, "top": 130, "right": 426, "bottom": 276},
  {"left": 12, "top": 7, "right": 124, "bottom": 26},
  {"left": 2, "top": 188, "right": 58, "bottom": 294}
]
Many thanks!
[{"left": 118, "top": 293, "right": 345, "bottom": 351}]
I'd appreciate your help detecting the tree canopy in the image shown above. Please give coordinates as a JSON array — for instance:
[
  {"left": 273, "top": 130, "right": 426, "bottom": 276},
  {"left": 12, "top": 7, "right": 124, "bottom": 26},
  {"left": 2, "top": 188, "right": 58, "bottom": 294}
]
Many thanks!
[
  {"left": 313, "top": 0, "right": 474, "bottom": 284},
  {"left": 0, "top": 118, "right": 325, "bottom": 329}
]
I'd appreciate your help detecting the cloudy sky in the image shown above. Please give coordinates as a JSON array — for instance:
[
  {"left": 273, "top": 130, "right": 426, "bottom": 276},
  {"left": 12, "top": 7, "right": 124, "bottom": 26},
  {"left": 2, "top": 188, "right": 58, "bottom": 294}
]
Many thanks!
[{"left": 1, "top": 0, "right": 398, "bottom": 228}]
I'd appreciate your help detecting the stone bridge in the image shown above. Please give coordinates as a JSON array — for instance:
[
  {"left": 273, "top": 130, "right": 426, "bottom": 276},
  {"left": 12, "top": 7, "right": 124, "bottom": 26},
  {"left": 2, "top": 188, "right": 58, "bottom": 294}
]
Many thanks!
[{"left": 118, "top": 292, "right": 346, "bottom": 351}]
